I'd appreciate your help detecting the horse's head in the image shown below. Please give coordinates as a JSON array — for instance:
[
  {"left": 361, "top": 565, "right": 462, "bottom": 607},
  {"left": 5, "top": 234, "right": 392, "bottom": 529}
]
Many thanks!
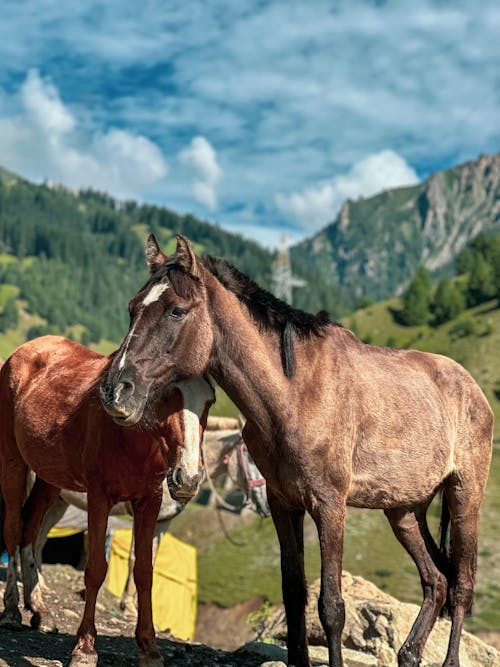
[
  {"left": 100, "top": 234, "right": 212, "bottom": 425},
  {"left": 157, "top": 376, "right": 215, "bottom": 502}
]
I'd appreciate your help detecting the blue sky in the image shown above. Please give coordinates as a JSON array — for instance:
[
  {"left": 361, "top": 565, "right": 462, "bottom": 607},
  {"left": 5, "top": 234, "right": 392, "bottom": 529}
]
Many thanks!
[{"left": 0, "top": 1, "right": 498, "bottom": 247}]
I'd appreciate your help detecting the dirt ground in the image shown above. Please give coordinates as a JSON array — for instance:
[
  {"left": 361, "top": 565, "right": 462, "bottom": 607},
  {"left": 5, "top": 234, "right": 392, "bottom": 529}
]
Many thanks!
[{"left": 0, "top": 564, "right": 264, "bottom": 667}]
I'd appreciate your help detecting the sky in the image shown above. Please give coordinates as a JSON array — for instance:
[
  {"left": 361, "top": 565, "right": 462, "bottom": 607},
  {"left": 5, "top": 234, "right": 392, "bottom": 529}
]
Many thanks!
[{"left": 0, "top": 1, "right": 498, "bottom": 248}]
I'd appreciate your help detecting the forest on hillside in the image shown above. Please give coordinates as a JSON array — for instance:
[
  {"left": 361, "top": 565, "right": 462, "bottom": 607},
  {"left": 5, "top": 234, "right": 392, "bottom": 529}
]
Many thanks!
[
  {"left": 0, "top": 170, "right": 350, "bottom": 346},
  {"left": 0, "top": 174, "right": 280, "bottom": 344},
  {"left": 1, "top": 161, "right": 499, "bottom": 350}
]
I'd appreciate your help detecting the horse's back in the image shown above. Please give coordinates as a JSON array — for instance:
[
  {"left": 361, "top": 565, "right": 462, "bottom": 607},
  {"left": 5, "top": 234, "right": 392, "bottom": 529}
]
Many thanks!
[{"left": 1, "top": 335, "right": 108, "bottom": 401}]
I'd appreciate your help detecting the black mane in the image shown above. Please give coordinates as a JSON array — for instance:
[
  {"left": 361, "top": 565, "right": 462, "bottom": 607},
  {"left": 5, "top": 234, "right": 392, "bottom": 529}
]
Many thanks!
[
  {"left": 202, "top": 255, "right": 331, "bottom": 336},
  {"left": 202, "top": 256, "right": 333, "bottom": 377}
]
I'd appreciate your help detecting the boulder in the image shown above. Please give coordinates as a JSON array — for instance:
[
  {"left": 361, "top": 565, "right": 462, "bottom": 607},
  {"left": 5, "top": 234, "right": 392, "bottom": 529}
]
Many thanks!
[{"left": 261, "top": 572, "right": 500, "bottom": 667}]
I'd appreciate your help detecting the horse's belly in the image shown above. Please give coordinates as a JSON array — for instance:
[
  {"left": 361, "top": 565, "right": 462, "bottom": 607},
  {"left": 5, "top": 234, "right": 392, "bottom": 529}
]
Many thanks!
[
  {"left": 15, "top": 427, "right": 87, "bottom": 492},
  {"left": 347, "top": 458, "right": 451, "bottom": 509}
]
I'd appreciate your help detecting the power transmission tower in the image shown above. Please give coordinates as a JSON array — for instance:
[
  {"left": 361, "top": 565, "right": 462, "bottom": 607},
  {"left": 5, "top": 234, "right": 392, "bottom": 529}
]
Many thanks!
[{"left": 271, "top": 236, "right": 307, "bottom": 305}]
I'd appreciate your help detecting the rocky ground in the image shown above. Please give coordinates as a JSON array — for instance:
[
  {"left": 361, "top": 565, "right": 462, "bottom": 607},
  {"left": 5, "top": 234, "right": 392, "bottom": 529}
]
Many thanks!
[
  {"left": 0, "top": 564, "right": 267, "bottom": 667},
  {"left": 0, "top": 565, "right": 499, "bottom": 667}
]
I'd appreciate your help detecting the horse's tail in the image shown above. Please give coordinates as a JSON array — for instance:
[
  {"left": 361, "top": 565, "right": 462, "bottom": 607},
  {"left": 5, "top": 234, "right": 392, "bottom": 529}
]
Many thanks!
[{"left": 439, "top": 488, "right": 452, "bottom": 616}]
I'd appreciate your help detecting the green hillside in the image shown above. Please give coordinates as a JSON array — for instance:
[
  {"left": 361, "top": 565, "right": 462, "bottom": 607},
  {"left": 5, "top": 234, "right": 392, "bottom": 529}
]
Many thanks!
[
  {"left": 0, "top": 170, "right": 276, "bottom": 349},
  {"left": 0, "top": 167, "right": 350, "bottom": 353}
]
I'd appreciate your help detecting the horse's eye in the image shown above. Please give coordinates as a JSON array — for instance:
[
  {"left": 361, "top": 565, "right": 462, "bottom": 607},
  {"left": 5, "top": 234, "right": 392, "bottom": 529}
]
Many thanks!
[{"left": 169, "top": 307, "right": 187, "bottom": 319}]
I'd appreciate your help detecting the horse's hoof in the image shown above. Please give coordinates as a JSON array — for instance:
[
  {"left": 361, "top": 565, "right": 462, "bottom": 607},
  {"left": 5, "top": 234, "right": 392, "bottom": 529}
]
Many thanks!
[
  {"left": 0, "top": 607, "right": 23, "bottom": 631},
  {"left": 398, "top": 647, "right": 421, "bottom": 667},
  {"left": 30, "top": 610, "right": 58, "bottom": 633},
  {"left": 69, "top": 650, "right": 98, "bottom": 666},
  {"left": 137, "top": 649, "right": 164, "bottom": 667}
]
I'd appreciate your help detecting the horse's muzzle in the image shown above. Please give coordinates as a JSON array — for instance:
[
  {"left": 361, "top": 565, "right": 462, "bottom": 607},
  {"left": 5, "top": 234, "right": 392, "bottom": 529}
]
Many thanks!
[
  {"left": 100, "top": 375, "right": 144, "bottom": 425},
  {"left": 167, "top": 466, "right": 203, "bottom": 502}
]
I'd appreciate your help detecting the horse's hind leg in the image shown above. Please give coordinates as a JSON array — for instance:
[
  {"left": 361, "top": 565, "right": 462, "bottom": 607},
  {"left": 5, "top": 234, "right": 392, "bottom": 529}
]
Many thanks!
[
  {"left": 441, "top": 475, "right": 483, "bottom": 667},
  {"left": 20, "top": 477, "right": 61, "bottom": 630},
  {"left": 0, "top": 459, "right": 27, "bottom": 630},
  {"left": 311, "top": 499, "right": 347, "bottom": 667},
  {"left": 35, "top": 495, "right": 69, "bottom": 592},
  {"left": 268, "top": 490, "right": 309, "bottom": 667},
  {"left": 385, "top": 506, "right": 448, "bottom": 666}
]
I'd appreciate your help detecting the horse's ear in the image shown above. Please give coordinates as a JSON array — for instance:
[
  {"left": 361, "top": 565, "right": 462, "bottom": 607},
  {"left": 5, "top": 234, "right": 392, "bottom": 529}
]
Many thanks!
[
  {"left": 145, "top": 234, "right": 167, "bottom": 274},
  {"left": 175, "top": 234, "right": 199, "bottom": 276}
]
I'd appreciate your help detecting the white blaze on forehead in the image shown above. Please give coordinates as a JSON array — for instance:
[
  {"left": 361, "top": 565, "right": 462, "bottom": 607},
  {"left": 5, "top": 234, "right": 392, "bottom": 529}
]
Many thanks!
[
  {"left": 175, "top": 377, "right": 215, "bottom": 477},
  {"left": 117, "top": 280, "right": 170, "bottom": 370},
  {"left": 143, "top": 281, "right": 169, "bottom": 306},
  {"left": 118, "top": 316, "right": 140, "bottom": 370}
]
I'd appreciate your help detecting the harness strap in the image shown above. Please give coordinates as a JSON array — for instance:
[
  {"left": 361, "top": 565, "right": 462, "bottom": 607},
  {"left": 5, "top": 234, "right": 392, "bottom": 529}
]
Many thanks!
[
  {"left": 201, "top": 441, "right": 240, "bottom": 513},
  {"left": 236, "top": 441, "right": 266, "bottom": 494}
]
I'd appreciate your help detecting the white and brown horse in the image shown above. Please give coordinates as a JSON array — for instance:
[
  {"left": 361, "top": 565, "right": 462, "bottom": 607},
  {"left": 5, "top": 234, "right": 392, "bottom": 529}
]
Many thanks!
[
  {"left": 101, "top": 235, "right": 493, "bottom": 667},
  {"left": 0, "top": 335, "right": 214, "bottom": 666}
]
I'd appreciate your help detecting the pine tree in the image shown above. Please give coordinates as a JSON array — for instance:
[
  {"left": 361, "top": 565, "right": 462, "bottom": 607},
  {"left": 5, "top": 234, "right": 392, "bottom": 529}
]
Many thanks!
[
  {"left": 432, "top": 279, "right": 465, "bottom": 325},
  {"left": 400, "top": 266, "right": 432, "bottom": 326},
  {"left": 0, "top": 297, "right": 19, "bottom": 331},
  {"left": 466, "top": 254, "right": 496, "bottom": 306}
]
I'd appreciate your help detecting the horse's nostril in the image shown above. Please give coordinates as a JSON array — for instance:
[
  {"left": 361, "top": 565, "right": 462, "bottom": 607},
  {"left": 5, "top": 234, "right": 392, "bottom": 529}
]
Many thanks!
[
  {"left": 113, "top": 380, "right": 135, "bottom": 405},
  {"left": 172, "top": 466, "right": 185, "bottom": 488}
]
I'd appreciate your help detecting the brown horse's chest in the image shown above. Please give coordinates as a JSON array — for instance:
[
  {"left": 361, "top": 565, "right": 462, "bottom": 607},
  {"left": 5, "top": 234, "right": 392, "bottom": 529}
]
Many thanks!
[
  {"left": 95, "top": 436, "right": 167, "bottom": 503},
  {"left": 243, "top": 426, "right": 311, "bottom": 508}
]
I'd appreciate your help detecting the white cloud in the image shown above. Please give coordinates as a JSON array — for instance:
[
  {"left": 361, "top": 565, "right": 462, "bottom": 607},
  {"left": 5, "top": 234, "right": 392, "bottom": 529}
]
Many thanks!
[
  {"left": 21, "top": 69, "right": 75, "bottom": 136},
  {"left": 275, "top": 150, "right": 419, "bottom": 229},
  {"left": 0, "top": 70, "right": 167, "bottom": 199},
  {"left": 0, "top": 2, "right": 498, "bottom": 243},
  {"left": 179, "top": 136, "right": 222, "bottom": 210}
]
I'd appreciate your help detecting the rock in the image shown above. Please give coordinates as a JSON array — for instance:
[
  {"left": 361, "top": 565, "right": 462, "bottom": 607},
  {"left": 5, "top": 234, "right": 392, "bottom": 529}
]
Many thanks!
[
  {"left": 244, "top": 641, "right": 377, "bottom": 667},
  {"left": 261, "top": 573, "right": 500, "bottom": 667}
]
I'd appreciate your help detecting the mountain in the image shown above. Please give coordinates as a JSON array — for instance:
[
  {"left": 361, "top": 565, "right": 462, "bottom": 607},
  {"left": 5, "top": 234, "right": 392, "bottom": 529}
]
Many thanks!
[{"left": 291, "top": 153, "right": 500, "bottom": 309}]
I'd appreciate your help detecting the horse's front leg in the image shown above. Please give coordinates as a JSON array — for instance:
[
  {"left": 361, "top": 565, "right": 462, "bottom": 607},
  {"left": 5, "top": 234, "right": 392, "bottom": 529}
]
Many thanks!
[
  {"left": 311, "top": 496, "right": 347, "bottom": 667},
  {"left": 131, "top": 493, "right": 164, "bottom": 667},
  {"left": 268, "top": 490, "right": 309, "bottom": 667},
  {"left": 70, "top": 489, "right": 111, "bottom": 667}
]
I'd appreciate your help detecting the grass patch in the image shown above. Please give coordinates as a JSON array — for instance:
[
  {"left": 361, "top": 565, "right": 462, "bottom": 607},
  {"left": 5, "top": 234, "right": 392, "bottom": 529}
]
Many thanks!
[{"left": 0, "top": 284, "right": 20, "bottom": 307}]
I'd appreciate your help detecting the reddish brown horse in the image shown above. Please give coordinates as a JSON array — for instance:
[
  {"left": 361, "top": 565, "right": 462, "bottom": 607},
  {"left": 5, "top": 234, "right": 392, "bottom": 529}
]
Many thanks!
[
  {"left": 101, "top": 235, "right": 493, "bottom": 667},
  {"left": 0, "top": 335, "right": 214, "bottom": 667}
]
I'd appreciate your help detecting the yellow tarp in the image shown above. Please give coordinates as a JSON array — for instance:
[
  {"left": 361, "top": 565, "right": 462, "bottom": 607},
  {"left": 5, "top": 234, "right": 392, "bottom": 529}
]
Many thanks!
[
  {"left": 47, "top": 526, "right": 83, "bottom": 539},
  {"left": 106, "top": 528, "right": 197, "bottom": 641}
]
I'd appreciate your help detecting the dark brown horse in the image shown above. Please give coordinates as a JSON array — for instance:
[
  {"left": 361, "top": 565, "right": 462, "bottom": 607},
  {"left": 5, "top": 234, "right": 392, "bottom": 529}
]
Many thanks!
[
  {"left": 0, "top": 335, "right": 214, "bottom": 667},
  {"left": 101, "top": 235, "right": 493, "bottom": 667}
]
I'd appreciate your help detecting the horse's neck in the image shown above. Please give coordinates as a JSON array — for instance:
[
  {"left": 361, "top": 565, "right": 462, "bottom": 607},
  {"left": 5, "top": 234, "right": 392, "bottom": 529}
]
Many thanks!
[{"left": 205, "top": 274, "right": 292, "bottom": 436}]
